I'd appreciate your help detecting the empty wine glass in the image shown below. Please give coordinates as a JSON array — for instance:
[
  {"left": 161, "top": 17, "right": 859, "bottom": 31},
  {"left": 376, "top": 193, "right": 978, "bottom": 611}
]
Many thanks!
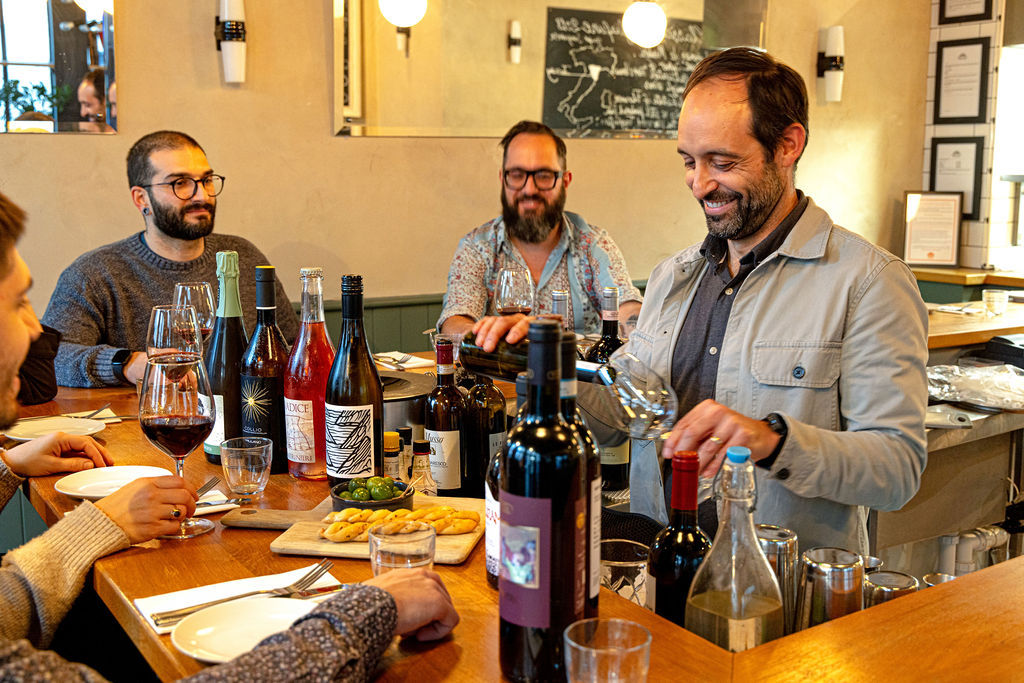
[
  {"left": 139, "top": 353, "right": 216, "bottom": 539},
  {"left": 147, "top": 305, "right": 202, "bottom": 358},
  {"left": 494, "top": 267, "right": 535, "bottom": 316},
  {"left": 174, "top": 282, "right": 216, "bottom": 343}
]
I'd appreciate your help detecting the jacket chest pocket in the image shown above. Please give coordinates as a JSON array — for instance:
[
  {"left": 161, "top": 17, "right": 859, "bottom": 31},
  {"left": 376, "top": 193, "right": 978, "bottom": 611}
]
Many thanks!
[{"left": 750, "top": 342, "right": 841, "bottom": 429}]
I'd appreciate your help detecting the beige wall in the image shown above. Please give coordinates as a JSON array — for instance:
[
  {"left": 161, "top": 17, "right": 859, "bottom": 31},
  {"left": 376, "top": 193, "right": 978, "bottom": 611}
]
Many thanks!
[{"left": 0, "top": 0, "right": 927, "bottom": 315}]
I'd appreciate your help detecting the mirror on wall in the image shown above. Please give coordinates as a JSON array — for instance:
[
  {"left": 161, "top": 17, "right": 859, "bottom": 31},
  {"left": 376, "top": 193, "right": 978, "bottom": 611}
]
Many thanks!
[
  {"left": 2, "top": 0, "right": 116, "bottom": 134},
  {"left": 334, "top": 0, "right": 708, "bottom": 138}
]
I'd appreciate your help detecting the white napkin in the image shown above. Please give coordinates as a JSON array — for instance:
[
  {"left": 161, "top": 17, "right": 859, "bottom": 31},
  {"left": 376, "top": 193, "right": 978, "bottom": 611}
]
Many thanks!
[
  {"left": 375, "top": 351, "right": 434, "bottom": 369},
  {"left": 67, "top": 408, "right": 121, "bottom": 423},
  {"left": 134, "top": 564, "right": 341, "bottom": 634},
  {"left": 191, "top": 489, "right": 243, "bottom": 516}
]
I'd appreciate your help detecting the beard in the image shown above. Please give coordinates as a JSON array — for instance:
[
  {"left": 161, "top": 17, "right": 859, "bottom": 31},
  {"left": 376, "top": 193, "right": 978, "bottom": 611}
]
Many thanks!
[
  {"left": 501, "top": 185, "right": 566, "bottom": 243},
  {"left": 702, "top": 161, "right": 785, "bottom": 241},
  {"left": 0, "top": 373, "right": 20, "bottom": 431},
  {"left": 151, "top": 196, "right": 216, "bottom": 241}
]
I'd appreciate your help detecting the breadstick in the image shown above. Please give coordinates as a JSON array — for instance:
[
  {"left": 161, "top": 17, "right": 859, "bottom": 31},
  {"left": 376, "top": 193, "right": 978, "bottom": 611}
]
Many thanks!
[
  {"left": 438, "top": 518, "right": 478, "bottom": 535},
  {"left": 366, "top": 509, "right": 391, "bottom": 523},
  {"left": 422, "top": 506, "right": 455, "bottom": 521},
  {"left": 450, "top": 510, "right": 480, "bottom": 523}
]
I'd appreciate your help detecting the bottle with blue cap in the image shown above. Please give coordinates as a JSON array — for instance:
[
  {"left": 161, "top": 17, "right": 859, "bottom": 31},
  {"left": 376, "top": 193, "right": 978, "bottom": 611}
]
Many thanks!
[{"left": 684, "top": 446, "right": 784, "bottom": 651}]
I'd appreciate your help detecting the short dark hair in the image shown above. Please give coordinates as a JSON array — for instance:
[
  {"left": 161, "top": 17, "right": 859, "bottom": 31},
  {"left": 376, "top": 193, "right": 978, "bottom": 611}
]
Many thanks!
[
  {"left": 81, "top": 68, "right": 106, "bottom": 103},
  {"left": 0, "top": 192, "right": 26, "bottom": 277},
  {"left": 499, "top": 121, "right": 567, "bottom": 170},
  {"left": 126, "top": 130, "right": 206, "bottom": 188},
  {"left": 682, "top": 47, "right": 809, "bottom": 163}
]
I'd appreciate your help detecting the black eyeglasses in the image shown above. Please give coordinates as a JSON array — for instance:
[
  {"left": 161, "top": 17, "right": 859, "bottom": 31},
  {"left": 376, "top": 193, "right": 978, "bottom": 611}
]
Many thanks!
[
  {"left": 140, "top": 175, "right": 226, "bottom": 200},
  {"left": 503, "top": 168, "right": 563, "bottom": 191}
]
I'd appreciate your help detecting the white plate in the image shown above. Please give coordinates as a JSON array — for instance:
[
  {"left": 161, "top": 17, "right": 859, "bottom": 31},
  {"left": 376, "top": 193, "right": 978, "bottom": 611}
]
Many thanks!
[
  {"left": 55, "top": 465, "right": 173, "bottom": 500},
  {"left": 4, "top": 416, "right": 106, "bottom": 441},
  {"left": 171, "top": 597, "right": 315, "bottom": 664}
]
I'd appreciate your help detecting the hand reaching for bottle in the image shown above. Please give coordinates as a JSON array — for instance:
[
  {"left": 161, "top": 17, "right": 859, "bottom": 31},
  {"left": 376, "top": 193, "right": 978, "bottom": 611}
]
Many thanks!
[{"left": 472, "top": 314, "right": 532, "bottom": 353}]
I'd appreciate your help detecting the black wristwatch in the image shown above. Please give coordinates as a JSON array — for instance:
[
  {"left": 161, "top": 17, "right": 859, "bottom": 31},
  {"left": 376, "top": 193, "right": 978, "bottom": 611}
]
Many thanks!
[
  {"left": 111, "top": 349, "right": 132, "bottom": 384},
  {"left": 757, "top": 412, "right": 788, "bottom": 470}
]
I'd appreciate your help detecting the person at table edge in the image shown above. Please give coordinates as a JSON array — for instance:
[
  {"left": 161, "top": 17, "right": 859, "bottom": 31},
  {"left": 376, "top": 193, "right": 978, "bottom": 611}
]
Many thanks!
[
  {"left": 437, "top": 120, "right": 642, "bottom": 337},
  {"left": 0, "top": 191, "right": 459, "bottom": 681},
  {"left": 42, "top": 130, "right": 299, "bottom": 389},
  {"left": 473, "top": 48, "right": 929, "bottom": 554}
]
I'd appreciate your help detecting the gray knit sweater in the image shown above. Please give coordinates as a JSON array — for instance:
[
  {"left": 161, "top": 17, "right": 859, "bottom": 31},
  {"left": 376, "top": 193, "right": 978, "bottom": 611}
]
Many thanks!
[{"left": 42, "top": 232, "right": 300, "bottom": 388}]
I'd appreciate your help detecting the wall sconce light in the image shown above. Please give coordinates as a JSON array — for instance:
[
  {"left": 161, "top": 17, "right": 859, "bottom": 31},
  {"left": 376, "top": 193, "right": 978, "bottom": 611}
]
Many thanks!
[
  {"left": 73, "top": 0, "right": 113, "bottom": 21},
  {"left": 215, "top": 0, "right": 247, "bottom": 84},
  {"left": 509, "top": 20, "right": 522, "bottom": 64},
  {"left": 622, "top": 1, "right": 667, "bottom": 49},
  {"left": 816, "top": 26, "right": 844, "bottom": 103},
  {"left": 379, "top": 0, "right": 427, "bottom": 57}
]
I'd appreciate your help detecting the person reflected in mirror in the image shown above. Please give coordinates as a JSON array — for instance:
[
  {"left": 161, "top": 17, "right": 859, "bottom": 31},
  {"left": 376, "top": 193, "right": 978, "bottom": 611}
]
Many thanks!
[
  {"left": 106, "top": 81, "right": 116, "bottom": 128},
  {"left": 42, "top": 130, "right": 299, "bottom": 388},
  {"left": 472, "top": 49, "right": 928, "bottom": 555},
  {"left": 437, "top": 120, "right": 641, "bottom": 338},
  {"left": 0, "top": 191, "right": 460, "bottom": 681},
  {"left": 77, "top": 68, "right": 105, "bottom": 123}
]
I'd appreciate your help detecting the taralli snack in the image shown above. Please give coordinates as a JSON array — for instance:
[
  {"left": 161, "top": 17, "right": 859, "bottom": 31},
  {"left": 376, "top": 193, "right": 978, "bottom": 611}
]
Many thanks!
[{"left": 318, "top": 506, "right": 480, "bottom": 543}]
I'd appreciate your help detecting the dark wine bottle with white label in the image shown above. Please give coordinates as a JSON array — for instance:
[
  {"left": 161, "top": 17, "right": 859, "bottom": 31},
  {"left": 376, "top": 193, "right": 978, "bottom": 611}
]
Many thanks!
[
  {"left": 499, "top": 320, "right": 586, "bottom": 682},
  {"left": 584, "top": 286, "right": 624, "bottom": 364},
  {"left": 424, "top": 340, "right": 469, "bottom": 497},
  {"left": 472, "top": 372, "right": 507, "bottom": 587},
  {"left": 202, "top": 251, "right": 248, "bottom": 465},
  {"left": 240, "top": 265, "right": 290, "bottom": 474},
  {"left": 324, "top": 275, "right": 383, "bottom": 489}
]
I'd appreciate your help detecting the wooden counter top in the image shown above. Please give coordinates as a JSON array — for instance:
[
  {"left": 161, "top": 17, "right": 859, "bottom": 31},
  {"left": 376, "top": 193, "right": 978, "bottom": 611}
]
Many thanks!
[
  {"left": 927, "top": 301, "right": 1024, "bottom": 348},
  {"left": 913, "top": 266, "right": 1024, "bottom": 287}
]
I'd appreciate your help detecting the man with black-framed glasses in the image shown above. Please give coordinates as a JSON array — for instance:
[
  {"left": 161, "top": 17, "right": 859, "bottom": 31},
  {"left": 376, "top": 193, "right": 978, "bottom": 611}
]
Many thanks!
[
  {"left": 438, "top": 120, "right": 641, "bottom": 337},
  {"left": 42, "top": 130, "right": 298, "bottom": 388}
]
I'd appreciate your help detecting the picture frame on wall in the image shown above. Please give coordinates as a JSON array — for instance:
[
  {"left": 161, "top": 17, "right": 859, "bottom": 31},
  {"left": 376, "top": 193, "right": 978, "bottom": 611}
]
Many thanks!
[
  {"left": 938, "top": 0, "right": 993, "bottom": 24},
  {"left": 903, "top": 192, "right": 962, "bottom": 266},
  {"left": 929, "top": 137, "right": 984, "bottom": 221},
  {"left": 934, "top": 37, "right": 990, "bottom": 125}
]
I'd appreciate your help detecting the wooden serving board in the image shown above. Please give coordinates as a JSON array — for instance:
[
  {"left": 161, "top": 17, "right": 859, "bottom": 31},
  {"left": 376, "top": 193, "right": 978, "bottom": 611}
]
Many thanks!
[
  {"left": 220, "top": 497, "right": 334, "bottom": 530},
  {"left": 269, "top": 495, "right": 485, "bottom": 565}
]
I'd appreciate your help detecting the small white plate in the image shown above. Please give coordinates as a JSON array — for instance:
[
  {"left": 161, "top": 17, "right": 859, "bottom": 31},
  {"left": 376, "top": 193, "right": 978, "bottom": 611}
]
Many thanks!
[
  {"left": 55, "top": 465, "right": 173, "bottom": 500},
  {"left": 4, "top": 416, "right": 106, "bottom": 442},
  {"left": 171, "top": 596, "right": 315, "bottom": 664}
]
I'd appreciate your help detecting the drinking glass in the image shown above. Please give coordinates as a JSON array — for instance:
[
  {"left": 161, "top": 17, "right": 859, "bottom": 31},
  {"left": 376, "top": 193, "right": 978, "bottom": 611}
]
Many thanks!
[
  {"left": 139, "top": 353, "right": 216, "bottom": 539},
  {"left": 147, "top": 305, "right": 202, "bottom": 357},
  {"left": 368, "top": 521, "right": 436, "bottom": 575},
  {"left": 564, "top": 618, "right": 651, "bottom": 683},
  {"left": 220, "top": 437, "right": 272, "bottom": 495},
  {"left": 175, "top": 282, "right": 216, "bottom": 341},
  {"left": 494, "top": 267, "right": 534, "bottom": 316},
  {"left": 600, "top": 539, "right": 649, "bottom": 606}
]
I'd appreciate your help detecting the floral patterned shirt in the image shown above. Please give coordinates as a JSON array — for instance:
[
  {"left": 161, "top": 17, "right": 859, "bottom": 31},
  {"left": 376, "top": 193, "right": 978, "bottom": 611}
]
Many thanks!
[{"left": 439, "top": 212, "right": 641, "bottom": 335}]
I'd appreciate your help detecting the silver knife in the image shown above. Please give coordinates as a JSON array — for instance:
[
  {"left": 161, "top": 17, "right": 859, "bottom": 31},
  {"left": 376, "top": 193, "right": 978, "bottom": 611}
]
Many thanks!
[
  {"left": 289, "top": 585, "right": 348, "bottom": 599},
  {"left": 196, "top": 497, "right": 252, "bottom": 507}
]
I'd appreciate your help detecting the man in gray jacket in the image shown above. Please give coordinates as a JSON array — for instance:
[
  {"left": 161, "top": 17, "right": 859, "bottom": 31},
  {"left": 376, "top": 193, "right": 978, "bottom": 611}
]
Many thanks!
[{"left": 474, "top": 48, "right": 928, "bottom": 553}]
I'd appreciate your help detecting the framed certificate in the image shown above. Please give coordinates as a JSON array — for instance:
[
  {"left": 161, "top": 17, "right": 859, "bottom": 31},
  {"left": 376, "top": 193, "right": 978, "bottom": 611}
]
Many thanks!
[
  {"left": 934, "top": 37, "right": 990, "bottom": 124},
  {"left": 938, "top": 0, "right": 993, "bottom": 24},
  {"left": 929, "top": 137, "right": 984, "bottom": 220},
  {"left": 903, "top": 192, "right": 962, "bottom": 266}
]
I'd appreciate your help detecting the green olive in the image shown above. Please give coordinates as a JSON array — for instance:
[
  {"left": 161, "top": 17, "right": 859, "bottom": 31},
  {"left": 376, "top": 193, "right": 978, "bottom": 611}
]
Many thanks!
[
  {"left": 351, "top": 487, "right": 371, "bottom": 501},
  {"left": 337, "top": 491, "right": 353, "bottom": 500},
  {"left": 367, "top": 476, "right": 386, "bottom": 489},
  {"left": 348, "top": 478, "right": 368, "bottom": 493},
  {"left": 369, "top": 483, "right": 393, "bottom": 501}
]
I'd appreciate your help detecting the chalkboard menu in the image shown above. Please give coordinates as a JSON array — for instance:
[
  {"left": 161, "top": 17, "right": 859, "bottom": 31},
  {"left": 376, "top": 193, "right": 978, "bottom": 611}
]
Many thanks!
[{"left": 542, "top": 7, "right": 704, "bottom": 138}]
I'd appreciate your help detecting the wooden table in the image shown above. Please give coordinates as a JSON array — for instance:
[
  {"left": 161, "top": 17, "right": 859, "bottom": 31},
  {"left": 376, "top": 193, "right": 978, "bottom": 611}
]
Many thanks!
[
  {"left": 21, "top": 388, "right": 1024, "bottom": 681},
  {"left": 927, "top": 301, "right": 1024, "bottom": 349}
]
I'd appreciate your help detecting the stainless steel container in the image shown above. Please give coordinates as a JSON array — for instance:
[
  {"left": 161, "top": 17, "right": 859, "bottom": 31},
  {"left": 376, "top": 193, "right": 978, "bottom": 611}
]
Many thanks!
[
  {"left": 756, "top": 524, "right": 798, "bottom": 634},
  {"left": 861, "top": 555, "right": 883, "bottom": 574},
  {"left": 794, "top": 547, "right": 864, "bottom": 630},
  {"left": 379, "top": 371, "right": 433, "bottom": 440},
  {"left": 863, "top": 570, "right": 919, "bottom": 606},
  {"left": 922, "top": 572, "right": 956, "bottom": 587}
]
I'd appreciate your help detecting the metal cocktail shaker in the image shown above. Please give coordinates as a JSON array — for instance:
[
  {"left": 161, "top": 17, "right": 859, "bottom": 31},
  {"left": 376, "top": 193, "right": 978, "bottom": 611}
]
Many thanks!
[
  {"left": 756, "top": 524, "right": 798, "bottom": 634},
  {"left": 794, "top": 547, "right": 864, "bottom": 630}
]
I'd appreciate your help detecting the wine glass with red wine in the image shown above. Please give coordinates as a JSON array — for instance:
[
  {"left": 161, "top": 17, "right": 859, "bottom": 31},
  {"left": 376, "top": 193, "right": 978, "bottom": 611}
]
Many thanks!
[
  {"left": 494, "top": 267, "right": 534, "bottom": 316},
  {"left": 174, "top": 282, "right": 216, "bottom": 344},
  {"left": 147, "top": 305, "right": 203, "bottom": 358},
  {"left": 139, "top": 353, "right": 216, "bottom": 539}
]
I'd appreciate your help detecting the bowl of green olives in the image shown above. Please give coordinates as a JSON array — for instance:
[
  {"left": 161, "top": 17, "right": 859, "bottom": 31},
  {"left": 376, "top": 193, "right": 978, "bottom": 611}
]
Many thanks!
[{"left": 329, "top": 476, "right": 415, "bottom": 512}]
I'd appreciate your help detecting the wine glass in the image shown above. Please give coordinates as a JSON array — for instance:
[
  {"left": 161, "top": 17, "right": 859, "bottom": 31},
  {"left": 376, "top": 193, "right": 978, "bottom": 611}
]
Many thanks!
[
  {"left": 139, "top": 353, "right": 216, "bottom": 539},
  {"left": 494, "top": 267, "right": 535, "bottom": 316},
  {"left": 174, "top": 282, "right": 216, "bottom": 343},
  {"left": 147, "top": 305, "right": 202, "bottom": 358}
]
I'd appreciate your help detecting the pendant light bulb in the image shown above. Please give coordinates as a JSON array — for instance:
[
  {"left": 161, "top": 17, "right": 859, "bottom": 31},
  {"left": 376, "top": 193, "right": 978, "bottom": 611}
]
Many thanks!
[
  {"left": 622, "top": 1, "right": 667, "bottom": 49},
  {"left": 74, "top": 0, "right": 113, "bottom": 18},
  {"left": 378, "top": 0, "right": 428, "bottom": 28}
]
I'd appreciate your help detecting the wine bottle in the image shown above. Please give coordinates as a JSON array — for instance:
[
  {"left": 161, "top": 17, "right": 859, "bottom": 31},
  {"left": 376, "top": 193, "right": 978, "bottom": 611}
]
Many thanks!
[
  {"left": 324, "top": 275, "right": 384, "bottom": 488},
  {"left": 240, "top": 265, "right": 290, "bottom": 474},
  {"left": 201, "top": 251, "right": 248, "bottom": 464},
  {"left": 467, "top": 373, "right": 506, "bottom": 500},
  {"left": 397, "top": 426, "right": 413, "bottom": 482},
  {"left": 460, "top": 333, "right": 615, "bottom": 385},
  {"left": 685, "top": 447, "right": 784, "bottom": 652},
  {"left": 584, "top": 286, "right": 624, "bottom": 363},
  {"left": 550, "top": 289, "right": 570, "bottom": 330},
  {"left": 646, "top": 451, "right": 711, "bottom": 626},
  {"left": 284, "top": 267, "right": 336, "bottom": 480},
  {"left": 560, "top": 331, "right": 602, "bottom": 618},
  {"left": 600, "top": 440, "right": 630, "bottom": 492},
  {"left": 424, "top": 339, "right": 469, "bottom": 497},
  {"left": 485, "top": 439, "right": 501, "bottom": 589},
  {"left": 383, "top": 431, "right": 401, "bottom": 480},
  {"left": 410, "top": 439, "right": 438, "bottom": 496},
  {"left": 499, "top": 319, "right": 586, "bottom": 682}
]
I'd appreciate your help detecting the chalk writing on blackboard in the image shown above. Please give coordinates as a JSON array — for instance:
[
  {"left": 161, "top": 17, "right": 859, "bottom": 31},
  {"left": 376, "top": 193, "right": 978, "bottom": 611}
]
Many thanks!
[{"left": 542, "top": 7, "right": 704, "bottom": 138}]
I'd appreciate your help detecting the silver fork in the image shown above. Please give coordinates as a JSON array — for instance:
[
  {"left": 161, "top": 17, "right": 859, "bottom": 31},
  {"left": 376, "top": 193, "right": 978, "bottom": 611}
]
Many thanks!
[
  {"left": 195, "top": 477, "right": 221, "bottom": 498},
  {"left": 151, "top": 558, "right": 334, "bottom": 627}
]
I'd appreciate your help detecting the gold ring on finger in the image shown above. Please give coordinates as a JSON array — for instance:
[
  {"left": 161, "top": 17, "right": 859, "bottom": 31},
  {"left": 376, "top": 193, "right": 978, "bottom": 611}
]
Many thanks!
[{"left": 171, "top": 506, "right": 181, "bottom": 519}]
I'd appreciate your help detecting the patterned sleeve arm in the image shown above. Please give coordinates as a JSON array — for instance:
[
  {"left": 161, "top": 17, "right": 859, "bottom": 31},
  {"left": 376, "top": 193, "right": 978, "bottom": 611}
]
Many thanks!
[
  {"left": 438, "top": 237, "right": 491, "bottom": 329},
  {"left": 184, "top": 584, "right": 397, "bottom": 683},
  {"left": 590, "top": 230, "right": 642, "bottom": 303}
]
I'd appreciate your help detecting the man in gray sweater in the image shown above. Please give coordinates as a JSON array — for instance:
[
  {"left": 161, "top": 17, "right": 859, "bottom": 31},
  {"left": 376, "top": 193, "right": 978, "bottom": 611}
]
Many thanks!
[{"left": 42, "top": 130, "right": 299, "bottom": 388}]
